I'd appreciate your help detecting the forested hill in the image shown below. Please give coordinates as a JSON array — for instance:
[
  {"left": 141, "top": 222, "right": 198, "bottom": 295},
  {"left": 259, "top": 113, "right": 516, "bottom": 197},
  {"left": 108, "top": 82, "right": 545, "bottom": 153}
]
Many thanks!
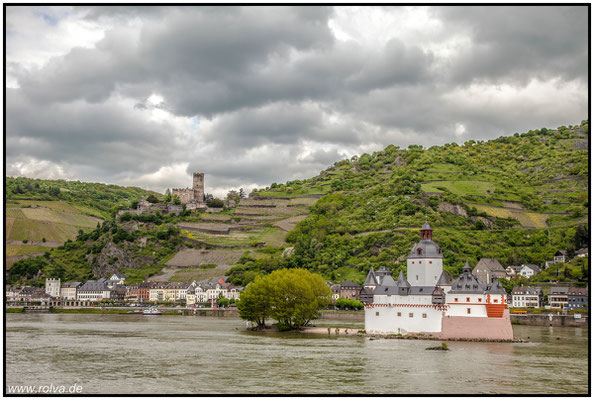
[
  {"left": 229, "top": 120, "right": 589, "bottom": 284},
  {"left": 6, "top": 177, "right": 161, "bottom": 219},
  {"left": 5, "top": 121, "right": 589, "bottom": 287}
]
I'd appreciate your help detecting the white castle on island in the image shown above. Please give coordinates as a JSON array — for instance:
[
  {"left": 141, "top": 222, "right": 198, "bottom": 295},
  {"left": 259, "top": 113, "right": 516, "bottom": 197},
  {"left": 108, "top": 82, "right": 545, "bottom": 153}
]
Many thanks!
[{"left": 363, "top": 221, "right": 514, "bottom": 341}]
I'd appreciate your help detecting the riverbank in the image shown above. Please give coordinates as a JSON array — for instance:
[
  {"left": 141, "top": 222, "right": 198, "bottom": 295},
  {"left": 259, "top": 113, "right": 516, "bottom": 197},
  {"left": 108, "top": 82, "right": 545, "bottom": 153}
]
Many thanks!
[
  {"left": 5, "top": 307, "right": 185, "bottom": 316},
  {"left": 300, "top": 326, "right": 526, "bottom": 343},
  {"left": 6, "top": 307, "right": 588, "bottom": 329},
  {"left": 511, "top": 313, "right": 588, "bottom": 327}
]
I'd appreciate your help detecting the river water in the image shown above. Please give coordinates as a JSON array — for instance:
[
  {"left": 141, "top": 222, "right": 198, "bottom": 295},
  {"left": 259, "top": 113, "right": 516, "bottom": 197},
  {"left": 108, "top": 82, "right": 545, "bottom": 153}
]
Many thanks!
[{"left": 5, "top": 314, "right": 588, "bottom": 395}]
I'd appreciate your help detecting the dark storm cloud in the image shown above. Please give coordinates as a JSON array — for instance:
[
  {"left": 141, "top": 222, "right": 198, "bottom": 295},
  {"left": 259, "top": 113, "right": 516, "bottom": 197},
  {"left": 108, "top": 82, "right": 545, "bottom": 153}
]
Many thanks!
[
  {"left": 17, "top": 6, "right": 336, "bottom": 115},
  {"left": 187, "top": 143, "right": 342, "bottom": 193},
  {"left": 433, "top": 6, "right": 588, "bottom": 85},
  {"left": 346, "top": 38, "right": 434, "bottom": 91},
  {"left": 6, "top": 5, "right": 588, "bottom": 193},
  {"left": 6, "top": 89, "right": 182, "bottom": 177}
]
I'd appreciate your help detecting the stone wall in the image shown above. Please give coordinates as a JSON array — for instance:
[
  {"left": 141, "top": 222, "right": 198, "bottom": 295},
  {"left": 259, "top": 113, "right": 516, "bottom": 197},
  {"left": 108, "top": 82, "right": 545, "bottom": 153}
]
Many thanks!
[
  {"left": 172, "top": 188, "right": 194, "bottom": 204},
  {"left": 171, "top": 172, "right": 205, "bottom": 207},
  {"left": 439, "top": 309, "right": 514, "bottom": 341},
  {"left": 510, "top": 313, "right": 588, "bottom": 327}
]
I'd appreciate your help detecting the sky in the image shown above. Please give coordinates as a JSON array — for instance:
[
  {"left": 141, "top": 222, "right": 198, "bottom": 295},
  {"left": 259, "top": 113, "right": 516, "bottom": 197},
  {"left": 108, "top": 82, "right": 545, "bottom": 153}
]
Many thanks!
[{"left": 5, "top": 5, "right": 588, "bottom": 198}]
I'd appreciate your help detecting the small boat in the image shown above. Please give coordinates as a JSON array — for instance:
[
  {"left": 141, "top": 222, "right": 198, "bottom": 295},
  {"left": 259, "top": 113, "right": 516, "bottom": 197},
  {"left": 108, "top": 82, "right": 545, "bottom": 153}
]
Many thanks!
[{"left": 143, "top": 307, "right": 163, "bottom": 315}]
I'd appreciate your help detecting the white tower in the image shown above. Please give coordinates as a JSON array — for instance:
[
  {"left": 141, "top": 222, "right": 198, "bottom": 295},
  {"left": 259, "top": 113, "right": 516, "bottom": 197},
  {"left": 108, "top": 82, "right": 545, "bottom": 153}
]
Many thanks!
[
  {"left": 45, "top": 278, "right": 61, "bottom": 298},
  {"left": 406, "top": 221, "right": 444, "bottom": 286}
]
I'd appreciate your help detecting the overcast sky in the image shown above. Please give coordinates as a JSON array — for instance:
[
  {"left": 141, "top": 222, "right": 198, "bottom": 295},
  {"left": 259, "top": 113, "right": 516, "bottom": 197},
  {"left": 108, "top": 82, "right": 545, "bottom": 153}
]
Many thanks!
[{"left": 6, "top": 5, "right": 588, "bottom": 197}]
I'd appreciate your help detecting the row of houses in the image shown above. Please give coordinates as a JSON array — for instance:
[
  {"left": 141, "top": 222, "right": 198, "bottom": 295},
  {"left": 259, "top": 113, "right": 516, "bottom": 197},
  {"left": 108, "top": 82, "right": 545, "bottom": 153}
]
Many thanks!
[
  {"left": 6, "top": 274, "right": 244, "bottom": 305},
  {"left": 510, "top": 286, "right": 588, "bottom": 309},
  {"left": 328, "top": 263, "right": 588, "bottom": 310},
  {"left": 463, "top": 251, "right": 587, "bottom": 283},
  {"left": 5, "top": 286, "right": 53, "bottom": 303}
]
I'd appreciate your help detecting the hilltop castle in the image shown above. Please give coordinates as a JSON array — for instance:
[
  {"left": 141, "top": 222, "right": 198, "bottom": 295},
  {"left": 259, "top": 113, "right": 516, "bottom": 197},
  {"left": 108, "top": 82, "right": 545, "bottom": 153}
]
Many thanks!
[
  {"left": 172, "top": 172, "right": 206, "bottom": 210},
  {"left": 364, "top": 222, "right": 514, "bottom": 341}
]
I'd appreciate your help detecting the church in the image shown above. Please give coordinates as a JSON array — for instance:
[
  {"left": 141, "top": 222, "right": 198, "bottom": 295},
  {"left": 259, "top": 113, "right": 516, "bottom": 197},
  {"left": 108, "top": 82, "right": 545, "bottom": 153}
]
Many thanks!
[{"left": 363, "top": 222, "right": 514, "bottom": 341}]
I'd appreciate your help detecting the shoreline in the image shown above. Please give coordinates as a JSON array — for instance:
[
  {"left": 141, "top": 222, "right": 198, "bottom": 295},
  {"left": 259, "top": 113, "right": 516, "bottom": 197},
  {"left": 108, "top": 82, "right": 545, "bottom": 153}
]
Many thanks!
[
  {"left": 6, "top": 307, "right": 588, "bottom": 329},
  {"left": 300, "top": 326, "right": 527, "bottom": 343}
]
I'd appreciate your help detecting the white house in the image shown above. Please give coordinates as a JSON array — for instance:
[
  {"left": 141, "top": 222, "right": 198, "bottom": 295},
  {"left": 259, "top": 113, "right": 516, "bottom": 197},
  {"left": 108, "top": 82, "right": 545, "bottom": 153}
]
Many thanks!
[
  {"left": 518, "top": 264, "right": 541, "bottom": 279},
  {"left": 60, "top": 282, "right": 81, "bottom": 300},
  {"left": 511, "top": 286, "right": 543, "bottom": 308},
  {"left": 77, "top": 279, "right": 111, "bottom": 301},
  {"left": 109, "top": 274, "right": 126, "bottom": 285},
  {"left": 45, "top": 278, "right": 61, "bottom": 298},
  {"left": 365, "top": 222, "right": 513, "bottom": 341},
  {"left": 186, "top": 286, "right": 197, "bottom": 306}
]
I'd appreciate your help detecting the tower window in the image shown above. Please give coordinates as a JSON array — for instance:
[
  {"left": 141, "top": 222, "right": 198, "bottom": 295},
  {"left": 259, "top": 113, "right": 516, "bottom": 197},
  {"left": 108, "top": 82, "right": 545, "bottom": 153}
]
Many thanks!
[
  {"left": 422, "top": 313, "right": 427, "bottom": 318},
  {"left": 409, "top": 313, "right": 414, "bottom": 318},
  {"left": 429, "top": 261, "right": 432, "bottom": 264},
  {"left": 416, "top": 275, "right": 419, "bottom": 281},
  {"left": 454, "top": 298, "right": 458, "bottom": 302},
  {"left": 397, "top": 312, "right": 401, "bottom": 317},
  {"left": 467, "top": 308, "right": 471, "bottom": 314},
  {"left": 466, "top": 297, "right": 470, "bottom": 302},
  {"left": 376, "top": 312, "right": 379, "bottom": 316}
]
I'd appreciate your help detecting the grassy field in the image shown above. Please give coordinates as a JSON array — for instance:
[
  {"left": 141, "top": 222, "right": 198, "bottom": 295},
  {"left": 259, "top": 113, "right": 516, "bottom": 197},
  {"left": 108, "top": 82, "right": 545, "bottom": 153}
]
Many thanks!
[
  {"left": 6, "top": 200, "right": 103, "bottom": 264},
  {"left": 166, "top": 249, "right": 245, "bottom": 267},
  {"left": 6, "top": 244, "right": 49, "bottom": 257},
  {"left": 420, "top": 180, "right": 500, "bottom": 197},
  {"left": 471, "top": 203, "right": 555, "bottom": 229},
  {"left": 180, "top": 226, "right": 287, "bottom": 247},
  {"left": 255, "top": 188, "right": 329, "bottom": 198},
  {"left": 331, "top": 266, "right": 366, "bottom": 283},
  {"left": 425, "top": 163, "right": 465, "bottom": 174},
  {"left": 169, "top": 265, "right": 234, "bottom": 282},
  {"left": 12, "top": 200, "right": 104, "bottom": 219}
]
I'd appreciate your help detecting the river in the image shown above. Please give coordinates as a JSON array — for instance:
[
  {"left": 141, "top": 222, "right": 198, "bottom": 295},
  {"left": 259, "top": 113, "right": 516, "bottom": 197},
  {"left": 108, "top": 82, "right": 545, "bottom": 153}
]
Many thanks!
[{"left": 5, "top": 314, "right": 588, "bottom": 394}]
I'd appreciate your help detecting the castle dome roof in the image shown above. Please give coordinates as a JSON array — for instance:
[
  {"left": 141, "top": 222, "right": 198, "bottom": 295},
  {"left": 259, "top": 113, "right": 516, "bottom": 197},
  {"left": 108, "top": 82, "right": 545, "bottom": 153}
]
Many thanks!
[{"left": 408, "top": 239, "right": 443, "bottom": 259}]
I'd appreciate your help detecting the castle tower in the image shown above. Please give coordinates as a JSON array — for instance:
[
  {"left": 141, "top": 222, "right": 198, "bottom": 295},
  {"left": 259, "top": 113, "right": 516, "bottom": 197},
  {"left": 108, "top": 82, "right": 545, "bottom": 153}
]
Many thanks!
[
  {"left": 406, "top": 221, "right": 444, "bottom": 286},
  {"left": 192, "top": 173, "right": 205, "bottom": 203},
  {"left": 420, "top": 220, "right": 433, "bottom": 240}
]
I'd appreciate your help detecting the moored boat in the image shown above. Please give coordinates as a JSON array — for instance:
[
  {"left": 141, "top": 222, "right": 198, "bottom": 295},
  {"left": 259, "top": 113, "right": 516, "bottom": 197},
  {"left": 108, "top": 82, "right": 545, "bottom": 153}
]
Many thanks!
[{"left": 143, "top": 307, "right": 163, "bottom": 315}]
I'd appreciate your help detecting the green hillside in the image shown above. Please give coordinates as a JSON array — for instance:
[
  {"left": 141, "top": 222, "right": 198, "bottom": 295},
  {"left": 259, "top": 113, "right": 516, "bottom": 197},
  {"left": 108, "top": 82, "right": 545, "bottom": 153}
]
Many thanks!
[
  {"left": 5, "top": 177, "right": 161, "bottom": 267},
  {"left": 6, "top": 177, "right": 161, "bottom": 219},
  {"left": 229, "top": 121, "right": 589, "bottom": 285},
  {"left": 6, "top": 121, "right": 589, "bottom": 287}
]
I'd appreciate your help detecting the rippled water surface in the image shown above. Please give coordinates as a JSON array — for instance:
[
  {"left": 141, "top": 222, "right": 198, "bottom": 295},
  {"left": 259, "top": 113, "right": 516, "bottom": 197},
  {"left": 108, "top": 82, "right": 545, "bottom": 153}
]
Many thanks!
[{"left": 5, "top": 314, "right": 588, "bottom": 394}]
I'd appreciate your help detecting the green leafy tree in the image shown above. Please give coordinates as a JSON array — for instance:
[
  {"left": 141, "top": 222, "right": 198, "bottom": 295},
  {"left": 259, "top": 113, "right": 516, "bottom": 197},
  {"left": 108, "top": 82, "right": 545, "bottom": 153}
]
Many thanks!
[
  {"left": 217, "top": 297, "right": 230, "bottom": 308},
  {"left": 164, "top": 189, "right": 172, "bottom": 203},
  {"left": 238, "top": 269, "right": 331, "bottom": 331},
  {"left": 237, "top": 274, "right": 274, "bottom": 328},
  {"left": 146, "top": 194, "right": 160, "bottom": 203}
]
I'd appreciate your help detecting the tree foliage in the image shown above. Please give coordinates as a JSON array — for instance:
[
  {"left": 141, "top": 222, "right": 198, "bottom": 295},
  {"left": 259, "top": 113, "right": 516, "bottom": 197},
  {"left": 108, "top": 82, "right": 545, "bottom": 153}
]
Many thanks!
[{"left": 238, "top": 269, "right": 332, "bottom": 331}]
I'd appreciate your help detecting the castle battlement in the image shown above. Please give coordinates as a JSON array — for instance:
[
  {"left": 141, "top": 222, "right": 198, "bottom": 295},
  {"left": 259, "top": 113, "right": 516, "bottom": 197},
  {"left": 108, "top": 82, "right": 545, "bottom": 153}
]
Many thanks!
[{"left": 170, "top": 172, "right": 206, "bottom": 210}]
